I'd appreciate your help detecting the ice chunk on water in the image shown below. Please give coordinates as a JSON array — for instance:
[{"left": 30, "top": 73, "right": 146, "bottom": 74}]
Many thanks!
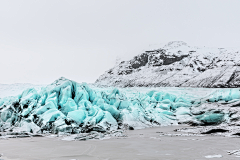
[
  {"left": 196, "top": 113, "right": 224, "bottom": 125},
  {"left": 205, "top": 154, "right": 222, "bottom": 158}
]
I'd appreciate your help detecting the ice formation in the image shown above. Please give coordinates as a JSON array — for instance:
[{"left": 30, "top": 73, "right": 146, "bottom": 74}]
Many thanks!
[
  {"left": 0, "top": 77, "right": 240, "bottom": 137},
  {"left": 205, "top": 155, "right": 222, "bottom": 158}
]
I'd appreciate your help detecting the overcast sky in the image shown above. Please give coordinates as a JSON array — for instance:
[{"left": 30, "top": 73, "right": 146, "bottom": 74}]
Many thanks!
[{"left": 0, "top": 0, "right": 239, "bottom": 84}]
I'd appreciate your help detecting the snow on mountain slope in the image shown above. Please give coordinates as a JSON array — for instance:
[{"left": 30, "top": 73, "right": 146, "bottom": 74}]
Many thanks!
[{"left": 96, "top": 41, "right": 240, "bottom": 88}]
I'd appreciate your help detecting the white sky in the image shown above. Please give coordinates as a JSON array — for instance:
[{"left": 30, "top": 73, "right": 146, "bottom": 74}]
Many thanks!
[{"left": 0, "top": 0, "right": 239, "bottom": 84}]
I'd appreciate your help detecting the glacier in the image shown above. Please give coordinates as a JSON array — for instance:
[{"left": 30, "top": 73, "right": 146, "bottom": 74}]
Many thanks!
[{"left": 1, "top": 77, "right": 240, "bottom": 139}]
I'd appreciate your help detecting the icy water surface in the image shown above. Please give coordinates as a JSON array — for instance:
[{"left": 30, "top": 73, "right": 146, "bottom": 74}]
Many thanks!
[{"left": 1, "top": 126, "right": 240, "bottom": 160}]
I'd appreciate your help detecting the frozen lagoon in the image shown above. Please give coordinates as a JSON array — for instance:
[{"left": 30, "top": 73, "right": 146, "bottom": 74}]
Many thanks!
[{"left": 1, "top": 126, "right": 240, "bottom": 160}]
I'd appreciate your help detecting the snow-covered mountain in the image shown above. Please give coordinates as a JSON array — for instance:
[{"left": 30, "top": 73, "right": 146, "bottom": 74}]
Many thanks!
[{"left": 96, "top": 41, "right": 240, "bottom": 88}]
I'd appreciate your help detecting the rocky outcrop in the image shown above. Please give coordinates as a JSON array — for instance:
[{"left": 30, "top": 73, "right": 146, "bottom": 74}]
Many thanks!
[{"left": 96, "top": 41, "right": 240, "bottom": 88}]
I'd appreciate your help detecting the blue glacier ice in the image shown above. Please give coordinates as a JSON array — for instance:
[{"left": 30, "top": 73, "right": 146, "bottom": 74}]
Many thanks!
[{"left": 0, "top": 77, "right": 240, "bottom": 135}]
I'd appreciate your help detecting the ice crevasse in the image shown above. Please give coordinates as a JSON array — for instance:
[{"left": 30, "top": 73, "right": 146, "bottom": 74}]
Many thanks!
[{"left": 0, "top": 77, "right": 240, "bottom": 134}]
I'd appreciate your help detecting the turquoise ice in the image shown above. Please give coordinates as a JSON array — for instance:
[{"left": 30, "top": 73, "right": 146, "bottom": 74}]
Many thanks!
[{"left": 0, "top": 77, "right": 239, "bottom": 134}]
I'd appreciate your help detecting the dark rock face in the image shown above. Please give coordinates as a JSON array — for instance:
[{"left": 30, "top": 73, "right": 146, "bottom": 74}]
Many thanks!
[
  {"left": 95, "top": 41, "right": 240, "bottom": 88},
  {"left": 131, "top": 53, "right": 149, "bottom": 69},
  {"left": 123, "top": 49, "right": 189, "bottom": 70}
]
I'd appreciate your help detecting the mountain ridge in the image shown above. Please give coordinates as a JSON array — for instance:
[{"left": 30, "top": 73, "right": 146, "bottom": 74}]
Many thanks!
[{"left": 95, "top": 41, "right": 240, "bottom": 88}]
